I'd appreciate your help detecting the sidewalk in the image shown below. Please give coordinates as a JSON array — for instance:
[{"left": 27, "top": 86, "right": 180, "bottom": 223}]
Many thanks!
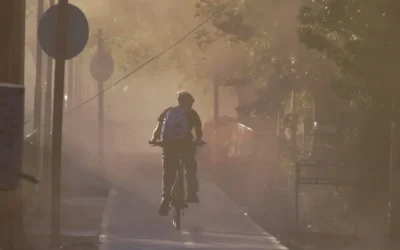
[
  {"left": 24, "top": 161, "right": 110, "bottom": 250},
  {"left": 95, "top": 152, "right": 290, "bottom": 250}
]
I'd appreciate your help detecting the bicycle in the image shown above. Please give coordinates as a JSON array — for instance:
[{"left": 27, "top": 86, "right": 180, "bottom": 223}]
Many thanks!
[{"left": 149, "top": 139, "right": 206, "bottom": 230}]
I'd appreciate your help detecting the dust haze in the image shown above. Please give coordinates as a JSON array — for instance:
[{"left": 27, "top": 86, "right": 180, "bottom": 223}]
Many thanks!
[{"left": 21, "top": 0, "right": 400, "bottom": 249}]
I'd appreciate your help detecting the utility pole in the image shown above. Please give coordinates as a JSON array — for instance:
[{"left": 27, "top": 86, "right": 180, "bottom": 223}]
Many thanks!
[
  {"left": 51, "top": 0, "right": 69, "bottom": 247},
  {"left": 0, "top": 1, "right": 26, "bottom": 250},
  {"left": 33, "top": 0, "right": 44, "bottom": 185}
]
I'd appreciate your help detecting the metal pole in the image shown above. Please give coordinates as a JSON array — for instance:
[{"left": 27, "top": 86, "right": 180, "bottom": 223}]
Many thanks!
[
  {"left": 312, "top": 99, "right": 316, "bottom": 121},
  {"left": 74, "top": 56, "right": 80, "bottom": 106},
  {"left": 33, "top": 0, "right": 44, "bottom": 184},
  {"left": 213, "top": 80, "right": 219, "bottom": 128},
  {"left": 42, "top": 0, "right": 55, "bottom": 202},
  {"left": 389, "top": 122, "right": 396, "bottom": 239},
  {"left": 295, "top": 162, "right": 299, "bottom": 233},
  {"left": 212, "top": 80, "right": 220, "bottom": 167},
  {"left": 98, "top": 81, "right": 104, "bottom": 172},
  {"left": 291, "top": 90, "right": 299, "bottom": 233},
  {"left": 51, "top": 0, "right": 69, "bottom": 247},
  {"left": 392, "top": 122, "right": 400, "bottom": 239},
  {"left": 291, "top": 90, "right": 297, "bottom": 164},
  {"left": 67, "top": 59, "right": 74, "bottom": 108},
  {"left": 276, "top": 110, "right": 281, "bottom": 164},
  {"left": 43, "top": 0, "right": 55, "bottom": 183}
]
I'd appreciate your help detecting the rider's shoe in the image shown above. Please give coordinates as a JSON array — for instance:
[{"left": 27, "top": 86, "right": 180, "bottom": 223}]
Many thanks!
[
  {"left": 186, "top": 193, "right": 199, "bottom": 203},
  {"left": 159, "top": 195, "right": 170, "bottom": 216}
]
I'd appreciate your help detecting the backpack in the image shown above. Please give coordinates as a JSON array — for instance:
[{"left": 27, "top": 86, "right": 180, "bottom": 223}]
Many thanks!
[{"left": 161, "top": 106, "right": 190, "bottom": 142}]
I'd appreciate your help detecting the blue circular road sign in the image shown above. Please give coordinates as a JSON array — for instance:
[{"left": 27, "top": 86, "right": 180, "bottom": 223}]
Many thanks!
[{"left": 38, "top": 3, "right": 89, "bottom": 60}]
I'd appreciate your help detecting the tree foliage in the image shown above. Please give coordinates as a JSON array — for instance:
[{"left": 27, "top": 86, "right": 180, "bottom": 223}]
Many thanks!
[
  {"left": 81, "top": 0, "right": 169, "bottom": 71},
  {"left": 298, "top": 0, "right": 400, "bottom": 114},
  {"left": 26, "top": 0, "right": 198, "bottom": 73},
  {"left": 298, "top": 0, "right": 400, "bottom": 188},
  {"left": 190, "top": 0, "right": 336, "bottom": 115}
]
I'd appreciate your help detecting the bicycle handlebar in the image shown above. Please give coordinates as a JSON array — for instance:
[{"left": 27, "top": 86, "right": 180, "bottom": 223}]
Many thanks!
[
  {"left": 19, "top": 172, "right": 40, "bottom": 184},
  {"left": 149, "top": 140, "right": 206, "bottom": 148}
]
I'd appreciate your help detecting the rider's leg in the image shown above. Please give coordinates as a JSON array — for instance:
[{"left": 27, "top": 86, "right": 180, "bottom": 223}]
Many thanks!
[
  {"left": 160, "top": 149, "right": 179, "bottom": 216},
  {"left": 182, "top": 148, "right": 199, "bottom": 203}
]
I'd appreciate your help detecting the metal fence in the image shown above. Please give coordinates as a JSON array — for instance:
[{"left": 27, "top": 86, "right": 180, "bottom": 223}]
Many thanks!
[{"left": 294, "top": 160, "right": 358, "bottom": 235}]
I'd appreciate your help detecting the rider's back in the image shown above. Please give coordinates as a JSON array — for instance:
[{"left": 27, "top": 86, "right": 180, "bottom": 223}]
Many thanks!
[{"left": 159, "top": 106, "right": 201, "bottom": 144}]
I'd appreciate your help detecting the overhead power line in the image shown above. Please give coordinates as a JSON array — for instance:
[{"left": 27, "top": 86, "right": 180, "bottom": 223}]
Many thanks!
[{"left": 62, "top": 1, "right": 233, "bottom": 116}]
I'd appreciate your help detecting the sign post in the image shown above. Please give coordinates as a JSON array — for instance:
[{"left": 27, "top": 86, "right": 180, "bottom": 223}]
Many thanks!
[
  {"left": 50, "top": 1, "right": 69, "bottom": 246},
  {"left": 43, "top": 0, "right": 55, "bottom": 162},
  {"left": 38, "top": 2, "right": 89, "bottom": 246},
  {"left": 90, "top": 29, "right": 114, "bottom": 173},
  {"left": 42, "top": 1, "right": 56, "bottom": 218},
  {"left": 74, "top": 56, "right": 81, "bottom": 107},
  {"left": 33, "top": 0, "right": 44, "bottom": 180}
]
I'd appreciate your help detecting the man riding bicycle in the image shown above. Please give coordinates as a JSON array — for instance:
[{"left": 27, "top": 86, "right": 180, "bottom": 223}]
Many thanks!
[{"left": 150, "top": 91, "right": 203, "bottom": 216}]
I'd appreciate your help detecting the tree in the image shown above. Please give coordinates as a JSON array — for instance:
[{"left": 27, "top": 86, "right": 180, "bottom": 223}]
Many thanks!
[
  {"left": 185, "top": 0, "right": 336, "bottom": 117},
  {"left": 25, "top": 0, "right": 198, "bottom": 72},
  {"left": 298, "top": 0, "right": 400, "bottom": 110},
  {"left": 298, "top": 0, "right": 400, "bottom": 190}
]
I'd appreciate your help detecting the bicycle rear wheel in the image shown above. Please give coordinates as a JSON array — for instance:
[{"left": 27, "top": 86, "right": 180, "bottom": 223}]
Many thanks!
[{"left": 171, "top": 163, "right": 185, "bottom": 230}]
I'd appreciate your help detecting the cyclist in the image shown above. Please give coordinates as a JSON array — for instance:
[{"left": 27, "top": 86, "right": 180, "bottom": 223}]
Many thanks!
[{"left": 150, "top": 91, "right": 203, "bottom": 216}]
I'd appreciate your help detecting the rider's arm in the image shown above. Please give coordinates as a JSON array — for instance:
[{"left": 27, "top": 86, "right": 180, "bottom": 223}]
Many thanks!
[
  {"left": 151, "top": 121, "right": 163, "bottom": 141},
  {"left": 195, "top": 124, "right": 203, "bottom": 141},
  {"left": 193, "top": 111, "right": 203, "bottom": 141},
  {"left": 151, "top": 108, "right": 168, "bottom": 141}
]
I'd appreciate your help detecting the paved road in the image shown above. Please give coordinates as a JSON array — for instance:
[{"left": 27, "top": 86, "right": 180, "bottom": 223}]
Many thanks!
[{"left": 95, "top": 152, "right": 289, "bottom": 250}]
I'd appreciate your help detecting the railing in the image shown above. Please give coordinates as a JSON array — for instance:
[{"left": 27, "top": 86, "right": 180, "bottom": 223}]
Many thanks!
[{"left": 294, "top": 160, "right": 358, "bottom": 234}]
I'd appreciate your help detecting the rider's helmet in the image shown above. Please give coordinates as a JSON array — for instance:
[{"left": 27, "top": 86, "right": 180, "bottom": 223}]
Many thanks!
[{"left": 177, "top": 90, "right": 195, "bottom": 105}]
